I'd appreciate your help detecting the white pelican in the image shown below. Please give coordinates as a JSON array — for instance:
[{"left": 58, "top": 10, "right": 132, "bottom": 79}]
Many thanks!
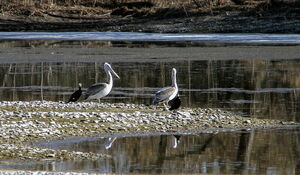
[
  {"left": 152, "top": 68, "right": 178, "bottom": 109},
  {"left": 84, "top": 63, "right": 120, "bottom": 103}
]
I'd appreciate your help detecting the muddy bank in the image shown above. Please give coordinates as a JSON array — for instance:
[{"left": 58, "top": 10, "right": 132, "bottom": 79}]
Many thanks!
[
  {"left": 0, "top": 2, "right": 300, "bottom": 33},
  {"left": 0, "top": 101, "right": 298, "bottom": 160},
  {"left": 1, "top": 10, "right": 300, "bottom": 33}
]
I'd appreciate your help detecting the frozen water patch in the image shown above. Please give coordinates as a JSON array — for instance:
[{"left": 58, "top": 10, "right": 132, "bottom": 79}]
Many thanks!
[{"left": 0, "top": 32, "right": 300, "bottom": 44}]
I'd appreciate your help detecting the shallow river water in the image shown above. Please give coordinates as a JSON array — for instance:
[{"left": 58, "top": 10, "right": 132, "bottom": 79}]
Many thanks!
[
  {"left": 0, "top": 127, "right": 298, "bottom": 174},
  {"left": 0, "top": 32, "right": 300, "bottom": 174}
]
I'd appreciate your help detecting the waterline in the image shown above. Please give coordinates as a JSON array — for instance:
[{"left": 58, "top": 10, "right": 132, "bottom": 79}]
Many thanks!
[{"left": 0, "top": 32, "right": 300, "bottom": 44}]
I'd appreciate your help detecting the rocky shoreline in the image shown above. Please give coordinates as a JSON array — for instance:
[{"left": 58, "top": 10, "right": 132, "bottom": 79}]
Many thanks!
[{"left": 0, "top": 101, "right": 298, "bottom": 160}]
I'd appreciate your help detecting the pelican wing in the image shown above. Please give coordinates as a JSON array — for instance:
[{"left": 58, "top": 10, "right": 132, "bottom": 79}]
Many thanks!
[
  {"left": 85, "top": 83, "right": 107, "bottom": 99},
  {"left": 153, "top": 86, "right": 176, "bottom": 105}
]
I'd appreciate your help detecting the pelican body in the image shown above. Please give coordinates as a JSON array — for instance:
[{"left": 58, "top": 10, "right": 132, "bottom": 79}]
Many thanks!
[
  {"left": 85, "top": 63, "right": 120, "bottom": 102},
  {"left": 152, "top": 68, "right": 178, "bottom": 107}
]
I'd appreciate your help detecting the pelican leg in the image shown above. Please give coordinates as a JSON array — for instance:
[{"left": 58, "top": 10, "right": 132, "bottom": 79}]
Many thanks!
[{"left": 163, "top": 102, "right": 168, "bottom": 110}]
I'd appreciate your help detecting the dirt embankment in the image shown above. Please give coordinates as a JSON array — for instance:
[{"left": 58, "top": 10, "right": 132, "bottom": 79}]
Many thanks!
[{"left": 0, "top": 0, "right": 300, "bottom": 33}]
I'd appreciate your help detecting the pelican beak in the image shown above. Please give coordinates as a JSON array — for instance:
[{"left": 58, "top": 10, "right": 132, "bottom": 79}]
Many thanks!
[{"left": 110, "top": 67, "right": 120, "bottom": 79}]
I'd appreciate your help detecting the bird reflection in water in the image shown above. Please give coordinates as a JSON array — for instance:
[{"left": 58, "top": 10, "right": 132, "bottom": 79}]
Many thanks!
[
  {"left": 104, "top": 137, "right": 117, "bottom": 149},
  {"left": 103, "top": 135, "right": 181, "bottom": 150},
  {"left": 172, "top": 135, "right": 181, "bottom": 148}
]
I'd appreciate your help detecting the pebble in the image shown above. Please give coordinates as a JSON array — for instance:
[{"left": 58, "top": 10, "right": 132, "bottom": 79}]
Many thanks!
[
  {"left": 245, "top": 120, "right": 252, "bottom": 124},
  {"left": 46, "top": 153, "right": 56, "bottom": 158},
  {"left": 0, "top": 100, "right": 289, "bottom": 161}
]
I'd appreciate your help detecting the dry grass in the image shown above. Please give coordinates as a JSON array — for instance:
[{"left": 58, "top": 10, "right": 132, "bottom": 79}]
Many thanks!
[{"left": 0, "top": 0, "right": 298, "bottom": 17}]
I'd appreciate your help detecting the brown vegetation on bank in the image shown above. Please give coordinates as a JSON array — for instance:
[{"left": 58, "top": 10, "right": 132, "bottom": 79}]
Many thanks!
[
  {"left": 0, "top": 0, "right": 299, "bottom": 32},
  {"left": 0, "top": 0, "right": 298, "bottom": 17}
]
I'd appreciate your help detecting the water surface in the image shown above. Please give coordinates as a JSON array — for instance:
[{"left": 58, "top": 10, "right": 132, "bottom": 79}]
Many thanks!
[
  {"left": 1, "top": 32, "right": 300, "bottom": 44},
  {"left": 0, "top": 33, "right": 300, "bottom": 174},
  {"left": 0, "top": 39, "right": 300, "bottom": 121},
  {"left": 1, "top": 127, "right": 299, "bottom": 174}
]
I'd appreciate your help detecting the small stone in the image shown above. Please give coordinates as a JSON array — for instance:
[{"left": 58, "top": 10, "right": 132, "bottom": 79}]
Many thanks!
[
  {"left": 106, "top": 118, "right": 114, "bottom": 122},
  {"left": 204, "top": 123, "right": 210, "bottom": 127},
  {"left": 46, "top": 153, "right": 56, "bottom": 158},
  {"left": 245, "top": 120, "right": 251, "bottom": 124},
  {"left": 118, "top": 128, "right": 126, "bottom": 131},
  {"left": 94, "top": 120, "right": 100, "bottom": 123},
  {"left": 108, "top": 127, "right": 115, "bottom": 130},
  {"left": 80, "top": 119, "right": 88, "bottom": 123},
  {"left": 119, "top": 113, "right": 126, "bottom": 117}
]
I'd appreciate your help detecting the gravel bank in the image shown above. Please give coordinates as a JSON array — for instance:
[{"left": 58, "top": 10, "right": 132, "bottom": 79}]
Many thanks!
[{"left": 0, "top": 101, "right": 297, "bottom": 160}]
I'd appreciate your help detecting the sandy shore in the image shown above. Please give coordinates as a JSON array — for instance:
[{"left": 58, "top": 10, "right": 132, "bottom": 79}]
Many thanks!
[{"left": 0, "top": 101, "right": 297, "bottom": 160}]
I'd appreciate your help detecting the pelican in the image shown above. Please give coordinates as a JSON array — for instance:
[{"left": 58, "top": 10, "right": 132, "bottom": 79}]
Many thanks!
[
  {"left": 84, "top": 63, "right": 120, "bottom": 103},
  {"left": 67, "top": 83, "right": 82, "bottom": 103},
  {"left": 152, "top": 68, "right": 178, "bottom": 109}
]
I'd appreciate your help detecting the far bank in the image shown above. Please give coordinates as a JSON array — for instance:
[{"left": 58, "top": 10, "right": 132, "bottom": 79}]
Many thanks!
[{"left": 0, "top": 0, "right": 299, "bottom": 33}]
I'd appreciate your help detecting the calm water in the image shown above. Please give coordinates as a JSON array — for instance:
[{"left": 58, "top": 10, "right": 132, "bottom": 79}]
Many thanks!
[
  {"left": 2, "top": 59, "right": 300, "bottom": 122},
  {"left": 0, "top": 127, "right": 298, "bottom": 174},
  {"left": 0, "top": 32, "right": 300, "bottom": 173},
  {"left": 1, "top": 32, "right": 300, "bottom": 43}
]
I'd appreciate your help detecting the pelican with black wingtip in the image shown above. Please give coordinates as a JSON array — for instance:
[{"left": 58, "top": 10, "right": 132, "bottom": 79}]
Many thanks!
[
  {"left": 152, "top": 68, "right": 178, "bottom": 109},
  {"left": 84, "top": 62, "right": 120, "bottom": 103}
]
